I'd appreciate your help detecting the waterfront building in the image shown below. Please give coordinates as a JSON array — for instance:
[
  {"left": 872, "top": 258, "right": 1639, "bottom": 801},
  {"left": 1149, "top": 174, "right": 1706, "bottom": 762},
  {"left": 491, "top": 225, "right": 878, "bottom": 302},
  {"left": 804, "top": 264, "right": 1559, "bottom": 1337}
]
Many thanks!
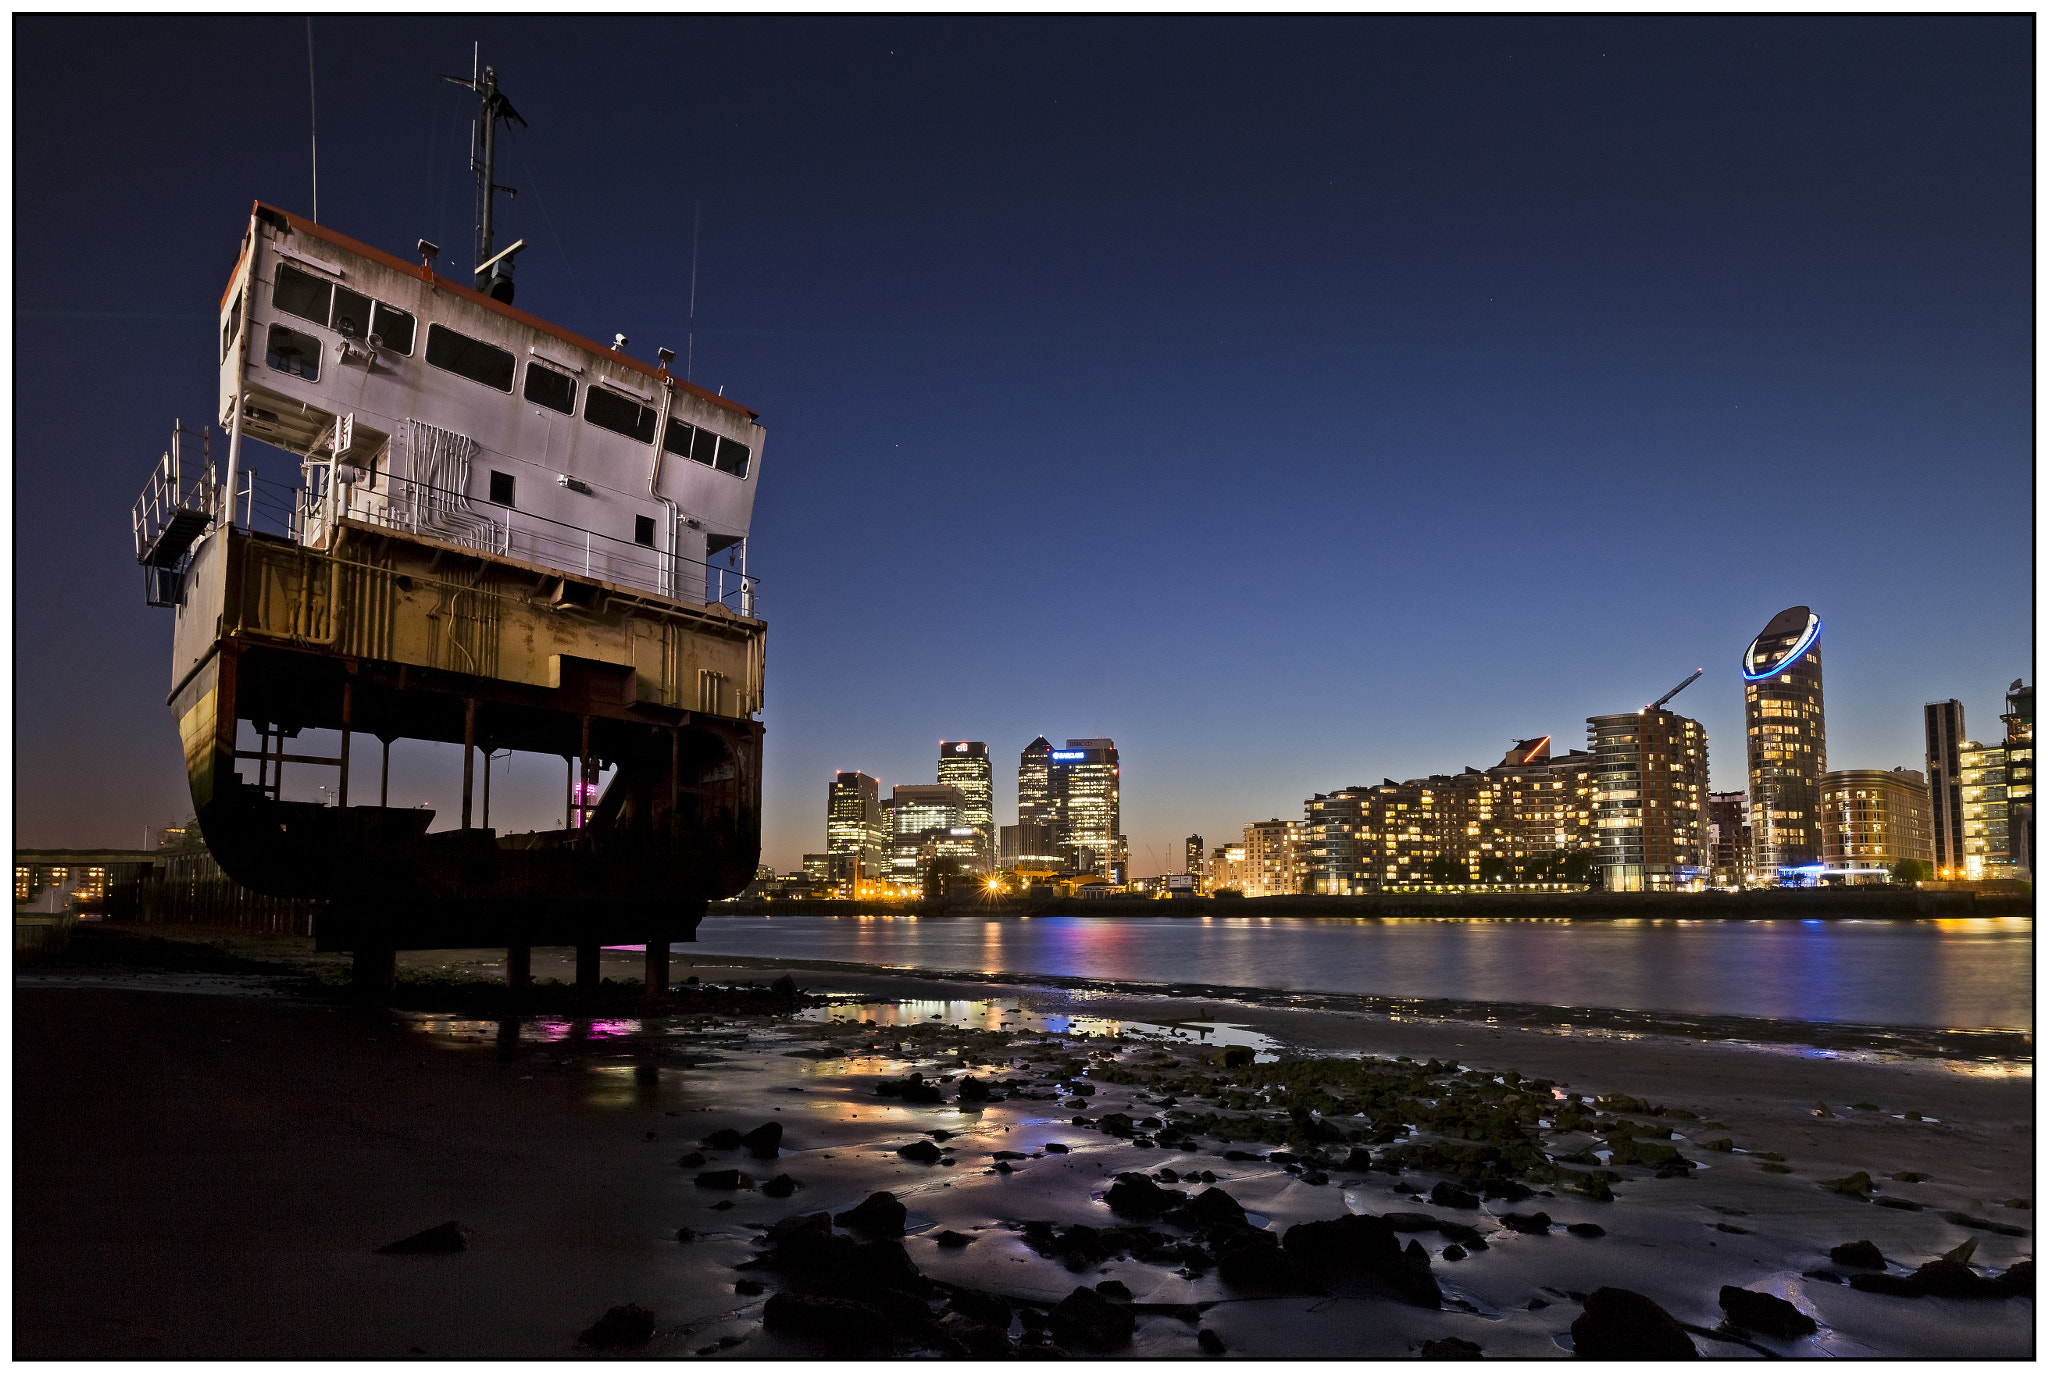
[
  {"left": 826, "top": 771, "right": 886, "bottom": 887},
  {"left": 1743, "top": 605, "right": 1828, "bottom": 882},
  {"left": 1017, "top": 737, "right": 1055, "bottom": 831},
  {"left": 2002, "top": 680, "right": 2033, "bottom": 876},
  {"left": 999, "top": 822, "right": 1064, "bottom": 872},
  {"left": 886, "top": 783, "right": 967, "bottom": 890},
  {"left": 938, "top": 741, "right": 994, "bottom": 866},
  {"left": 1819, "top": 769, "right": 1933, "bottom": 881},
  {"left": 1924, "top": 699, "right": 1968, "bottom": 875},
  {"left": 1589, "top": 708, "right": 1708, "bottom": 891},
  {"left": 1705, "top": 791, "right": 1751, "bottom": 888},
  {"left": 1208, "top": 842, "right": 1248, "bottom": 893},
  {"left": 1185, "top": 834, "right": 1205, "bottom": 892},
  {"left": 1050, "top": 739, "right": 1126, "bottom": 882},
  {"left": 1243, "top": 819, "right": 1302, "bottom": 897}
]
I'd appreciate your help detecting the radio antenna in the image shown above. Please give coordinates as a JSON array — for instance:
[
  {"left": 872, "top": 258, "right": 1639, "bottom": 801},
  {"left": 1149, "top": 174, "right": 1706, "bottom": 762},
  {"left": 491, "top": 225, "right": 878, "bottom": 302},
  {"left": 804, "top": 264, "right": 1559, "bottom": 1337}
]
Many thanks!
[
  {"left": 305, "top": 18, "right": 319, "bottom": 222},
  {"left": 439, "top": 53, "right": 527, "bottom": 300},
  {"left": 686, "top": 198, "right": 702, "bottom": 381}
]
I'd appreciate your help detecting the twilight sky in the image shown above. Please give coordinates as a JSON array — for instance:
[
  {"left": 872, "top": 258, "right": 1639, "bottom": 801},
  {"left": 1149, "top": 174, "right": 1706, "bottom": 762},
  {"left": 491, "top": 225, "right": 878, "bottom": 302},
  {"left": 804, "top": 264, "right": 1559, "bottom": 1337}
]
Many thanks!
[{"left": 14, "top": 16, "right": 2033, "bottom": 873}]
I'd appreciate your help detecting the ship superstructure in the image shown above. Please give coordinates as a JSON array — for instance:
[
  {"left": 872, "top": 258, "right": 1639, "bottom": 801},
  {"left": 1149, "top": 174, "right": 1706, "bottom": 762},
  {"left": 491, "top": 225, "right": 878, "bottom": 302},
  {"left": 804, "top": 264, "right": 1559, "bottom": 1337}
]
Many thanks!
[{"left": 135, "top": 165, "right": 768, "bottom": 991}]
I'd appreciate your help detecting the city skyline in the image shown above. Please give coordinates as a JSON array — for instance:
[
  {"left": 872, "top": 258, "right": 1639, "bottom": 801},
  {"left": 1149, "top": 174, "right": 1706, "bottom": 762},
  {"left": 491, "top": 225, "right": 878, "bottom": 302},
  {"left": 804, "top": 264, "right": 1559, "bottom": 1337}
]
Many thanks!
[{"left": 13, "top": 18, "right": 2030, "bottom": 880}]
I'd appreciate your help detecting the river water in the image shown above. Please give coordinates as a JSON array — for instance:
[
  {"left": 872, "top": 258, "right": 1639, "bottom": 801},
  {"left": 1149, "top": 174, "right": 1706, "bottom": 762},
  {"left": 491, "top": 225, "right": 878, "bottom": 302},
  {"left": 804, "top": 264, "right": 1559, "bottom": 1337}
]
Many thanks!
[{"left": 687, "top": 914, "right": 2032, "bottom": 1032}]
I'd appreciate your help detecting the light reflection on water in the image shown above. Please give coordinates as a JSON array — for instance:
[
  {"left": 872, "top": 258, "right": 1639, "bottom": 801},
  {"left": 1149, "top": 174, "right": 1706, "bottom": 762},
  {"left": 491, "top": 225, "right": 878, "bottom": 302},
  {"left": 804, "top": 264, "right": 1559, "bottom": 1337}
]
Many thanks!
[
  {"left": 685, "top": 914, "right": 2033, "bottom": 1031},
  {"left": 798, "top": 997, "right": 1280, "bottom": 1054}
]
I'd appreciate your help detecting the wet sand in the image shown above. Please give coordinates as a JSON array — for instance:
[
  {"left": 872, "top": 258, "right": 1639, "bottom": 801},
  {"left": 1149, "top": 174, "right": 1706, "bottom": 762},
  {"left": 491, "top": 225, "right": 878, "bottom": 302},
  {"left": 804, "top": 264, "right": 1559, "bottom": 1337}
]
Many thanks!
[{"left": 13, "top": 935, "right": 2034, "bottom": 1359}]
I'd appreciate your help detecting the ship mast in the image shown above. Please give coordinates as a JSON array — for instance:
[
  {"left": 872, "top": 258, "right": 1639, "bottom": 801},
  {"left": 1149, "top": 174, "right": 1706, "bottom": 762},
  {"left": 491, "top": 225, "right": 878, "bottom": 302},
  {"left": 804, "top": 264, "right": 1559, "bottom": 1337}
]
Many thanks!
[{"left": 439, "top": 62, "right": 526, "bottom": 301}]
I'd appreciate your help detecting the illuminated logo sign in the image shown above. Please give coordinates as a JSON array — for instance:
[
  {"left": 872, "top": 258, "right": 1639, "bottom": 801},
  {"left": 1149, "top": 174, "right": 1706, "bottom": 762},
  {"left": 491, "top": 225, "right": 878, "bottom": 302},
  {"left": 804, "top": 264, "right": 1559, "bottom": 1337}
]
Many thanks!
[
  {"left": 949, "top": 827, "right": 977, "bottom": 836},
  {"left": 1049, "top": 750, "right": 1086, "bottom": 761},
  {"left": 1742, "top": 612, "right": 1823, "bottom": 683},
  {"left": 953, "top": 743, "right": 968, "bottom": 753}
]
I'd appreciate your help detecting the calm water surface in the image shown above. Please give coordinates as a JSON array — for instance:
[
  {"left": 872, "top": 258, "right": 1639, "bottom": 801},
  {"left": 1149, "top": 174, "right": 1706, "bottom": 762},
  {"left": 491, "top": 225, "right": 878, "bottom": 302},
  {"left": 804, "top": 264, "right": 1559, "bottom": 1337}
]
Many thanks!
[{"left": 688, "top": 915, "right": 2032, "bottom": 1031}]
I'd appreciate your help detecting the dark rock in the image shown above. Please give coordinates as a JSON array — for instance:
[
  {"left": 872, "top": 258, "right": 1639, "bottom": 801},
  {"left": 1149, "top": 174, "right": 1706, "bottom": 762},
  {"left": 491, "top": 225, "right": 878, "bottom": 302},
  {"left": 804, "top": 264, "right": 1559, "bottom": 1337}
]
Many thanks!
[
  {"left": 1108, "top": 1172, "right": 1184, "bottom": 1219},
  {"left": 769, "top": 973, "right": 798, "bottom": 999},
  {"left": 1847, "top": 1272, "right": 1924, "bottom": 1298},
  {"left": 678, "top": 1151, "right": 707, "bottom": 1168},
  {"left": 1302, "top": 1171, "right": 1330, "bottom": 1186},
  {"left": 1941, "top": 1211, "right": 2030, "bottom": 1237},
  {"left": 1431, "top": 1181, "right": 1481, "bottom": 1209},
  {"left": 763, "top": 1292, "right": 889, "bottom": 1349},
  {"left": 873, "top": 1288, "right": 938, "bottom": 1335},
  {"left": 958, "top": 1077, "right": 991, "bottom": 1101},
  {"left": 761, "top": 1174, "right": 799, "bottom": 1198},
  {"left": 1714, "top": 1222, "right": 1749, "bottom": 1234},
  {"left": 1268, "top": 1151, "right": 1299, "bottom": 1165},
  {"left": 1421, "top": 1336, "right": 1484, "bottom": 1358},
  {"left": 1437, "top": 1221, "right": 1483, "bottom": 1244},
  {"left": 1215, "top": 1224, "right": 1326, "bottom": 1294},
  {"left": 1382, "top": 1212, "right": 1441, "bottom": 1232},
  {"left": 695, "top": 1169, "right": 752, "bottom": 1190},
  {"left": 1044, "top": 1142, "right": 1071, "bottom": 1154},
  {"left": 742, "top": 1122, "right": 784, "bottom": 1160},
  {"left": 1223, "top": 1149, "right": 1259, "bottom": 1161},
  {"left": 1819, "top": 1171, "right": 1874, "bottom": 1198},
  {"left": 579, "top": 1303, "right": 656, "bottom": 1349},
  {"left": 1570, "top": 1287, "right": 1698, "bottom": 1358},
  {"left": 1874, "top": 1197, "right": 1923, "bottom": 1212},
  {"left": 1802, "top": 1269, "right": 1843, "bottom": 1284},
  {"left": 1336, "top": 1147, "right": 1375, "bottom": 1171},
  {"left": 1718, "top": 1286, "right": 1816, "bottom": 1338},
  {"left": 1829, "top": 1240, "right": 1886, "bottom": 1269},
  {"left": 1049, "top": 1285, "right": 1136, "bottom": 1348},
  {"left": 940, "top": 1312, "right": 1014, "bottom": 1357},
  {"left": 1216, "top": 1046, "right": 1255, "bottom": 1067},
  {"left": 1197, "top": 1327, "right": 1227, "bottom": 1355},
  {"left": 1096, "top": 1280, "right": 1132, "bottom": 1301},
  {"left": 675, "top": 1227, "right": 696, "bottom": 1243},
  {"left": 899, "top": 1078, "right": 946, "bottom": 1105},
  {"left": 1565, "top": 1223, "right": 1605, "bottom": 1239},
  {"left": 1995, "top": 1262, "right": 2034, "bottom": 1297},
  {"left": 1285, "top": 1213, "right": 1402, "bottom": 1269},
  {"left": 1483, "top": 1178, "right": 1536, "bottom": 1203},
  {"left": 897, "top": 1139, "right": 944, "bottom": 1164},
  {"left": 376, "top": 1221, "right": 466, "bottom": 1255},
  {"left": 1182, "top": 1186, "right": 1248, "bottom": 1229},
  {"left": 712, "top": 1200, "right": 734, "bottom": 1211},
  {"left": 836, "top": 1191, "right": 908, "bottom": 1236},
  {"left": 704, "top": 1128, "right": 745, "bottom": 1149},
  {"left": 1099, "top": 1113, "right": 1136, "bottom": 1137},
  {"left": 994, "top": 1150, "right": 1029, "bottom": 1161},
  {"left": 950, "top": 1289, "right": 1011, "bottom": 1328},
  {"left": 933, "top": 1230, "right": 975, "bottom": 1248},
  {"left": 1912, "top": 1259, "right": 2004, "bottom": 1299},
  {"left": 735, "top": 1278, "right": 766, "bottom": 1297},
  {"left": 1498, "top": 1212, "right": 1551, "bottom": 1235},
  {"left": 1443, "top": 1244, "right": 1467, "bottom": 1261}
]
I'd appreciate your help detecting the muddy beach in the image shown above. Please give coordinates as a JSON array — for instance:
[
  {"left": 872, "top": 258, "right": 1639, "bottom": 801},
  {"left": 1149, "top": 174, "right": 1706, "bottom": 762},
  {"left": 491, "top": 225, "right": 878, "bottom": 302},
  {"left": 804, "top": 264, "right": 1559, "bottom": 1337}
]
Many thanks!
[{"left": 13, "top": 929, "right": 2034, "bottom": 1358}]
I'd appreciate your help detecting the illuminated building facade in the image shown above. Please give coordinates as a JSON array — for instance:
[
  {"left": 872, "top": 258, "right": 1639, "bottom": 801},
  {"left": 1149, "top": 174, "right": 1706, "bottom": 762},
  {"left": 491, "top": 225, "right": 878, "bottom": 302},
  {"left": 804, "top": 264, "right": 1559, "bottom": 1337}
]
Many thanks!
[
  {"left": 999, "top": 823, "right": 1063, "bottom": 872},
  {"left": 937, "top": 741, "right": 994, "bottom": 867},
  {"left": 886, "top": 784, "right": 967, "bottom": 890},
  {"left": 2002, "top": 680, "right": 2033, "bottom": 876},
  {"left": 1924, "top": 699, "right": 1967, "bottom": 875},
  {"left": 826, "top": 771, "right": 886, "bottom": 889},
  {"left": 1242, "top": 819, "right": 1302, "bottom": 897},
  {"left": 1208, "top": 842, "right": 1247, "bottom": 893},
  {"left": 1050, "top": 739, "right": 1125, "bottom": 882},
  {"left": 1185, "top": 834, "right": 1205, "bottom": 892},
  {"left": 1743, "top": 605, "right": 1827, "bottom": 882},
  {"left": 1017, "top": 737, "right": 1055, "bottom": 831},
  {"left": 1819, "top": 769, "right": 1933, "bottom": 881},
  {"left": 1705, "top": 791, "right": 1750, "bottom": 888},
  {"left": 1590, "top": 709, "right": 1708, "bottom": 891}
]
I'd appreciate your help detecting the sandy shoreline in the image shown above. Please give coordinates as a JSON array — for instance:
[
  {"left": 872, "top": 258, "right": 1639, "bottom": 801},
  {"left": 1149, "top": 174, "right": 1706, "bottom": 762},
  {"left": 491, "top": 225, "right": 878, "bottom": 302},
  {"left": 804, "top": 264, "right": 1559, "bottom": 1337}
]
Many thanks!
[{"left": 13, "top": 928, "right": 2035, "bottom": 1359}]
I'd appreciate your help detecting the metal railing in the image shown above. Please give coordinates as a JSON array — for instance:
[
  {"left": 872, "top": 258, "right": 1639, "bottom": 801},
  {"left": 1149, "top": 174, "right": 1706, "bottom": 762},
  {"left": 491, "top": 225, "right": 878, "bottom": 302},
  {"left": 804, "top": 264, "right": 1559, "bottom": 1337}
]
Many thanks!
[
  {"left": 291, "top": 468, "right": 758, "bottom": 616},
  {"left": 132, "top": 421, "right": 222, "bottom": 605}
]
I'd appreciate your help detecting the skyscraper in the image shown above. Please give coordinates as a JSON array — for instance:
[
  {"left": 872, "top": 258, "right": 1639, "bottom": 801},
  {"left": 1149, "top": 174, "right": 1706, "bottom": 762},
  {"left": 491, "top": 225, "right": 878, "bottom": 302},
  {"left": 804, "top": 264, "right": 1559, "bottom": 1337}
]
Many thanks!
[
  {"left": 1705, "top": 791, "right": 1750, "bottom": 888},
  {"left": 1050, "top": 738, "right": 1125, "bottom": 882},
  {"left": 938, "top": 741, "right": 994, "bottom": 866},
  {"left": 1924, "top": 699, "right": 1967, "bottom": 875},
  {"left": 826, "top": 771, "right": 886, "bottom": 892},
  {"left": 1743, "top": 605, "right": 1827, "bottom": 882},
  {"left": 1185, "top": 834, "right": 1205, "bottom": 890},
  {"left": 2002, "top": 680, "right": 2033, "bottom": 877},
  {"left": 1017, "top": 737, "right": 1054, "bottom": 831},
  {"left": 886, "top": 783, "right": 969, "bottom": 890},
  {"left": 1588, "top": 708, "right": 1708, "bottom": 890}
]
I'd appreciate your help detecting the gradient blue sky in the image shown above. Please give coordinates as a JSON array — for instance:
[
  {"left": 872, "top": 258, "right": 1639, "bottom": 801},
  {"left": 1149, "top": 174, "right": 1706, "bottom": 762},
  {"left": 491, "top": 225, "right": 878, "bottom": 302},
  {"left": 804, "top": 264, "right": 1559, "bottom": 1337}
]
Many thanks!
[{"left": 15, "top": 16, "right": 2033, "bottom": 873}]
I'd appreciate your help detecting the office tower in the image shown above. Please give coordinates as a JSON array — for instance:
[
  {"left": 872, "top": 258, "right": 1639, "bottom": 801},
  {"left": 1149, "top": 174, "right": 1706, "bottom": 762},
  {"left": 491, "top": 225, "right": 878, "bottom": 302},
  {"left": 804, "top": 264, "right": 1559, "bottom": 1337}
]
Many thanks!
[
  {"left": 1820, "top": 769, "right": 1934, "bottom": 880},
  {"left": 2002, "top": 680, "right": 2033, "bottom": 876},
  {"left": 1924, "top": 699, "right": 1967, "bottom": 875},
  {"left": 1705, "top": 791, "right": 1751, "bottom": 888},
  {"left": 938, "top": 741, "right": 994, "bottom": 865},
  {"left": 826, "top": 771, "right": 886, "bottom": 891},
  {"left": 1017, "top": 737, "right": 1055, "bottom": 832},
  {"left": 1243, "top": 819, "right": 1301, "bottom": 897},
  {"left": 887, "top": 783, "right": 971, "bottom": 889},
  {"left": 1958, "top": 740, "right": 2012, "bottom": 878},
  {"left": 1588, "top": 708, "right": 1708, "bottom": 891},
  {"left": 1050, "top": 739, "right": 1125, "bottom": 882},
  {"left": 1185, "top": 834, "right": 1205, "bottom": 891},
  {"left": 1743, "top": 605, "right": 1827, "bottom": 882},
  {"left": 999, "top": 823, "right": 1064, "bottom": 871}
]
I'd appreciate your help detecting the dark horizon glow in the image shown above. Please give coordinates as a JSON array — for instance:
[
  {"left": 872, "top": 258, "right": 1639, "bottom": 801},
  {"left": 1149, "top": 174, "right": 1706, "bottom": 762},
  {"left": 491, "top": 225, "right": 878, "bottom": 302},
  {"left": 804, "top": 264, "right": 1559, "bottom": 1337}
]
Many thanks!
[{"left": 13, "top": 16, "right": 2032, "bottom": 877}]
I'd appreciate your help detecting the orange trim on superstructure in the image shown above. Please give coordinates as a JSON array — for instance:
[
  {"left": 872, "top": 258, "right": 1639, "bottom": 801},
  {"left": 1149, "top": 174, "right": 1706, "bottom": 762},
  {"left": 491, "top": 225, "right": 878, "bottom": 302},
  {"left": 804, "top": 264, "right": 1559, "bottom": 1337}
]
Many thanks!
[
  {"left": 251, "top": 201, "right": 759, "bottom": 422},
  {"left": 218, "top": 234, "right": 253, "bottom": 315}
]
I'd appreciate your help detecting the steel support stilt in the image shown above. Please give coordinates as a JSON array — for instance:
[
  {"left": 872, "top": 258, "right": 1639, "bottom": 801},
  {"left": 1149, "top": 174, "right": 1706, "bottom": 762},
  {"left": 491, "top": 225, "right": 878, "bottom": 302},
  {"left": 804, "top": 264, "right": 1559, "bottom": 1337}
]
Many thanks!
[
  {"left": 507, "top": 944, "right": 531, "bottom": 990},
  {"left": 644, "top": 940, "right": 668, "bottom": 1000},
  {"left": 575, "top": 942, "right": 600, "bottom": 999}
]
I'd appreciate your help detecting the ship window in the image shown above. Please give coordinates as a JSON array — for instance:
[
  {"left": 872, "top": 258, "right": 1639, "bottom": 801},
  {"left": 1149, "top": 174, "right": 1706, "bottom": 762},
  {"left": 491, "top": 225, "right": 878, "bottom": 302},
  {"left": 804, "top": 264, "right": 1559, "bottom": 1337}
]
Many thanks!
[
  {"left": 425, "top": 324, "right": 514, "bottom": 392},
  {"left": 371, "top": 303, "right": 414, "bottom": 355},
  {"left": 688, "top": 425, "right": 719, "bottom": 467},
  {"left": 221, "top": 290, "right": 242, "bottom": 362},
  {"left": 584, "top": 386, "right": 657, "bottom": 443},
  {"left": 330, "top": 286, "right": 374, "bottom": 340},
  {"left": 714, "top": 437, "right": 751, "bottom": 479},
  {"left": 273, "top": 263, "right": 332, "bottom": 325},
  {"left": 634, "top": 515, "right": 656, "bottom": 547},
  {"left": 489, "top": 470, "right": 515, "bottom": 507},
  {"left": 264, "top": 323, "right": 320, "bottom": 381},
  {"left": 663, "top": 416, "right": 694, "bottom": 456},
  {"left": 524, "top": 363, "right": 576, "bottom": 415}
]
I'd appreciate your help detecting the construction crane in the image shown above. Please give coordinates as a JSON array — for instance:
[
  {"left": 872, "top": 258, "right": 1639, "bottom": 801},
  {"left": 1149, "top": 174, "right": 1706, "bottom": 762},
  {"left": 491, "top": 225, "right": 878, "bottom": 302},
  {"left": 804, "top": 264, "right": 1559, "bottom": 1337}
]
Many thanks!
[{"left": 1647, "top": 668, "right": 1704, "bottom": 711}]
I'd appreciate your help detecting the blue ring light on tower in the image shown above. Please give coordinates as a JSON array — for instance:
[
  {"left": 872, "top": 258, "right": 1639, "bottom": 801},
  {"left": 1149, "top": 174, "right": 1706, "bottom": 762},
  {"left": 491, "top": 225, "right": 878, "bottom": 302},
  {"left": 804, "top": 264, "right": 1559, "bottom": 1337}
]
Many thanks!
[{"left": 1742, "top": 611, "right": 1822, "bottom": 682}]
